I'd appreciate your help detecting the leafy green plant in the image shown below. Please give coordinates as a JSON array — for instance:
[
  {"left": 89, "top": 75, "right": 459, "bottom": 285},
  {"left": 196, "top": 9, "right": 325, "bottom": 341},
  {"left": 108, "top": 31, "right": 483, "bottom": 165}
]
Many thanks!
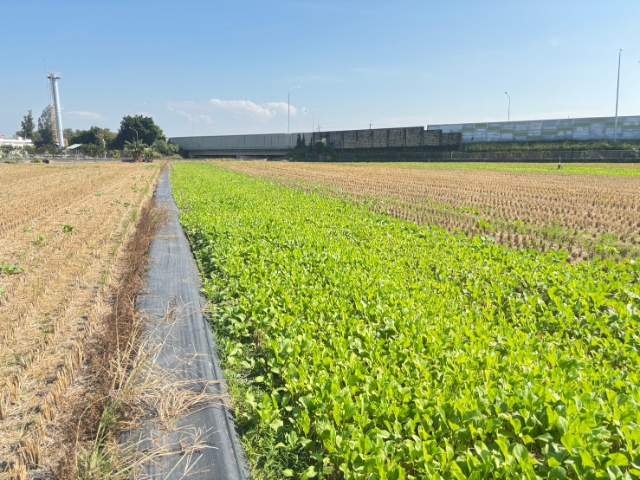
[
  {"left": 152, "top": 139, "right": 180, "bottom": 156},
  {"left": 477, "top": 219, "right": 494, "bottom": 230},
  {"left": 0, "top": 263, "right": 24, "bottom": 275},
  {"left": 173, "top": 164, "right": 640, "bottom": 479},
  {"left": 62, "top": 224, "right": 75, "bottom": 233},
  {"left": 142, "top": 147, "right": 161, "bottom": 162}
]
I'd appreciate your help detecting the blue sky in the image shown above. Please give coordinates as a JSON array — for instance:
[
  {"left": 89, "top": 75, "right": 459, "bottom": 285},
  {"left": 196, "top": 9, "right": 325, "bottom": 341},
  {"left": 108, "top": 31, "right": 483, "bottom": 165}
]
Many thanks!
[{"left": 2, "top": 0, "right": 639, "bottom": 138}]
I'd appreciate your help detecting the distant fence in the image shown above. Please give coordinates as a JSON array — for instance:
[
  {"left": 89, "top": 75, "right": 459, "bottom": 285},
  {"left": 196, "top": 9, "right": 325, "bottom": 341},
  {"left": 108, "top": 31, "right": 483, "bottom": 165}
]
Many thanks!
[{"left": 315, "top": 149, "right": 640, "bottom": 163}]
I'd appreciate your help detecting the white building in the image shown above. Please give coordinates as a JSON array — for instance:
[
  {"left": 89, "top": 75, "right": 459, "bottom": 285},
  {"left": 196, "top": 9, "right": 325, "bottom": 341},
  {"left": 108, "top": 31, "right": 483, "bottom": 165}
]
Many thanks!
[{"left": 0, "top": 136, "right": 34, "bottom": 149}]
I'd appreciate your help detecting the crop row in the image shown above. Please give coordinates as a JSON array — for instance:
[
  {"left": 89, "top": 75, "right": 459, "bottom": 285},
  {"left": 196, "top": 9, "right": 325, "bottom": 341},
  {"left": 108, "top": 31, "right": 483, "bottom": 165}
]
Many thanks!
[
  {"left": 221, "top": 161, "right": 640, "bottom": 261},
  {"left": 173, "top": 163, "right": 640, "bottom": 479}
]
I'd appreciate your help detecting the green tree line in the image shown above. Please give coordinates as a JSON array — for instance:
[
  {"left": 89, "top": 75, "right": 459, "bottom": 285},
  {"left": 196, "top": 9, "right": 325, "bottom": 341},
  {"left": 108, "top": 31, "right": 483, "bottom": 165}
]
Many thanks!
[{"left": 14, "top": 108, "right": 180, "bottom": 158}]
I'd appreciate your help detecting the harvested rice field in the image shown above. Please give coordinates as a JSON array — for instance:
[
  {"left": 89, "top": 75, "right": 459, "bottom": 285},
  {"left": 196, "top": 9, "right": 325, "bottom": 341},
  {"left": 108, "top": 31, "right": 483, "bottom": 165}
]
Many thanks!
[
  {"left": 221, "top": 161, "right": 640, "bottom": 261},
  {"left": 0, "top": 163, "right": 160, "bottom": 477}
]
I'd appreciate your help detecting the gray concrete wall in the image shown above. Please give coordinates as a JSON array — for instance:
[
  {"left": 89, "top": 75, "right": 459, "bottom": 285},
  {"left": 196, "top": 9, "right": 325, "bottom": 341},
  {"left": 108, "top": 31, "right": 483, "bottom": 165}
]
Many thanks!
[
  {"left": 170, "top": 132, "right": 313, "bottom": 152},
  {"left": 429, "top": 115, "right": 640, "bottom": 143}
]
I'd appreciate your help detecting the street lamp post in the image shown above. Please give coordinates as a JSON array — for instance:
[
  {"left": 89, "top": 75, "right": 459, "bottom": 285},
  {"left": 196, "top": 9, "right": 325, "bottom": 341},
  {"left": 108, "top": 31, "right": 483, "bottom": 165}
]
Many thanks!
[
  {"left": 288, "top": 86, "right": 301, "bottom": 147},
  {"left": 614, "top": 48, "right": 623, "bottom": 142},
  {"left": 504, "top": 92, "right": 511, "bottom": 122},
  {"left": 129, "top": 127, "right": 139, "bottom": 143},
  {"left": 304, "top": 108, "right": 314, "bottom": 143}
]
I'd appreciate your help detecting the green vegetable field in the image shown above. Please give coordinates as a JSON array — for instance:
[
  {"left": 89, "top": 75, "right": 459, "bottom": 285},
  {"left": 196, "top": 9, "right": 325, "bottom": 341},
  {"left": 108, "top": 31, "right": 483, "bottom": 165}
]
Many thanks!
[{"left": 172, "top": 163, "right": 640, "bottom": 480}]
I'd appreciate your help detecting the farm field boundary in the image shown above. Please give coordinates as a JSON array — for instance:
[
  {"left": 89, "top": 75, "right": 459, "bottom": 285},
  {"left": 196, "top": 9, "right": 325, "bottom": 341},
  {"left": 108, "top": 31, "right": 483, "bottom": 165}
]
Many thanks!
[
  {"left": 219, "top": 161, "right": 640, "bottom": 262},
  {"left": 319, "top": 149, "right": 640, "bottom": 163},
  {"left": 124, "top": 167, "right": 251, "bottom": 479},
  {"left": 172, "top": 162, "right": 640, "bottom": 479}
]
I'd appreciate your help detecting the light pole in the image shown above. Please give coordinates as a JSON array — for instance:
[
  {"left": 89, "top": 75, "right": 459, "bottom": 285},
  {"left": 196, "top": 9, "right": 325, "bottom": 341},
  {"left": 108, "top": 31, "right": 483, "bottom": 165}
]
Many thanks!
[
  {"left": 129, "top": 127, "right": 139, "bottom": 143},
  {"left": 134, "top": 103, "right": 146, "bottom": 115},
  {"left": 614, "top": 48, "right": 623, "bottom": 142},
  {"left": 288, "top": 86, "right": 300, "bottom": 147},
  {"left": 505, "top": 92, "right": 511, "bottom": 122},
  {"left": 304, "top": 108, "right": 314, "bottom": 144}
]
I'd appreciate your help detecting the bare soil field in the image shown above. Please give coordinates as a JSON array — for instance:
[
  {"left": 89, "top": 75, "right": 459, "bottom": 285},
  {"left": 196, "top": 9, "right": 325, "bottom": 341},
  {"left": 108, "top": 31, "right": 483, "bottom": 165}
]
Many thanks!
[
  {"left": 221, "top": 161, "right": 640, "bottom": 261},
  {"left": 0, "top": 163, "right": 160, "bottom": 477}
]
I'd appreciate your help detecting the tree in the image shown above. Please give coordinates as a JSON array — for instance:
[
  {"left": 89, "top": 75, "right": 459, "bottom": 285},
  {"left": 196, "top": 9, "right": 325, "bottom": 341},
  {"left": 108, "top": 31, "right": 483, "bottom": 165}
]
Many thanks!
[
  {"left": 63, "top": 128, "right": 78, "bottom": 142},
  {"left": 143, "top": 148, "right": 161, "bottom": 162},
  {"left": 36, "top": 106, "right": 55, "bottom": 146},
  {"left": 35, "top": 144, "right": 59, "bottom": 155},
  {"left": 152, "top": 139, "right": 179, "bottom": 156},
  {"left": 124, "top": 140, "right": 147, "bottom": 162},
  {"left": 70, "top": 126, "right": 116, "bottom": 148},
  {"left": 113, "top": 115, "right": 164, "bottom": 149},
  {"left": 81, "top": 143, "right": 105, "bottom": 157},
  {"left": 20, "top": 111, "right": 35, "bottom": 139}
]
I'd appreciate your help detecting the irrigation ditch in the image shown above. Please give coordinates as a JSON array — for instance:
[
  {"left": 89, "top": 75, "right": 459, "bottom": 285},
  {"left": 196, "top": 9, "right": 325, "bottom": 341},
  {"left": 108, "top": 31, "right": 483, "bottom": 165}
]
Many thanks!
[{"left": 125, "top": 167, "right": 250, "bottom": 479}]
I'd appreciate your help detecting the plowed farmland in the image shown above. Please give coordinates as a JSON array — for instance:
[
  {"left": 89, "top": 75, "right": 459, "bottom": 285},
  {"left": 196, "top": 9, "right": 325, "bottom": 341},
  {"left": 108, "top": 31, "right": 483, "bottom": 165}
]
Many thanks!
[
  {"left": 0, "top": 163, "right": 160, "bottom": 477},
  {"left": 221, "top": 161, "right": 640, "bottom": 261}
]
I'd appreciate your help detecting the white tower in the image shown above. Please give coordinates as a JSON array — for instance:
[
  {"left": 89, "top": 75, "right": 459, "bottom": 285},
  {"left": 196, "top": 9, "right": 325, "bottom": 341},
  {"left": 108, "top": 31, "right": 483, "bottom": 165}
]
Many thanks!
[{"left": 47, "top": 72, "right": 65, "bottom": 149}]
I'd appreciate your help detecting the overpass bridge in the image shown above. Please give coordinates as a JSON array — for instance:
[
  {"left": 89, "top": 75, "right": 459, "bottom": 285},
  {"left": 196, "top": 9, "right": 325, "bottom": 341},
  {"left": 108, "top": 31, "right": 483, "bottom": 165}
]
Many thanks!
[
  {"left": 168, "top": 115, "right": 640, "bottom": 159},
  {"left": 168, "top": 132, "right": 312, "bottom": 159},
  {"left": 168, "top": 126, "right": 464, "bottom": 159}
]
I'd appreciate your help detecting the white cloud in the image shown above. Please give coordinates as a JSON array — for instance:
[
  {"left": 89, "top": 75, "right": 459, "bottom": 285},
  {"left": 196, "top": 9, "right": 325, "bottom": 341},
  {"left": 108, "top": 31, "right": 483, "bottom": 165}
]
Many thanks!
[
  {"left": 209, "top": 99, "right": 274, "bottom": 120},
  {"left": 167, "top": 102, "right": 212, "bottom": 124},
  {"left": 549, "top": 38, "right": 561, "bottom": 46},
  {"left": 65, "top": 111, "right": 105, "bottom": 121},
  {"left": 266, "top": 102, "right": 297, "bottom": 116},
  {"left": 167, "top": 99, "right": 296, "bottom": 123}
]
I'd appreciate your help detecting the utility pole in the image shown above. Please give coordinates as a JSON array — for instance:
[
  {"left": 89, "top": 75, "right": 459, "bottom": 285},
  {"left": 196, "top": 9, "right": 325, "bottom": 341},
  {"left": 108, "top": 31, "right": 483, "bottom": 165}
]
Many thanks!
[
  {"left": 614, "top": 48, "right": 623, "bottom": 142},
  {"left": 504, "top": 92, "right": 511, "bottom": 122},
  {"left": 304, "top": 108, "right": 314, "bottom": 142},
  {"left": 369, "top": 120, "right": 373, "bottom": 129}
]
